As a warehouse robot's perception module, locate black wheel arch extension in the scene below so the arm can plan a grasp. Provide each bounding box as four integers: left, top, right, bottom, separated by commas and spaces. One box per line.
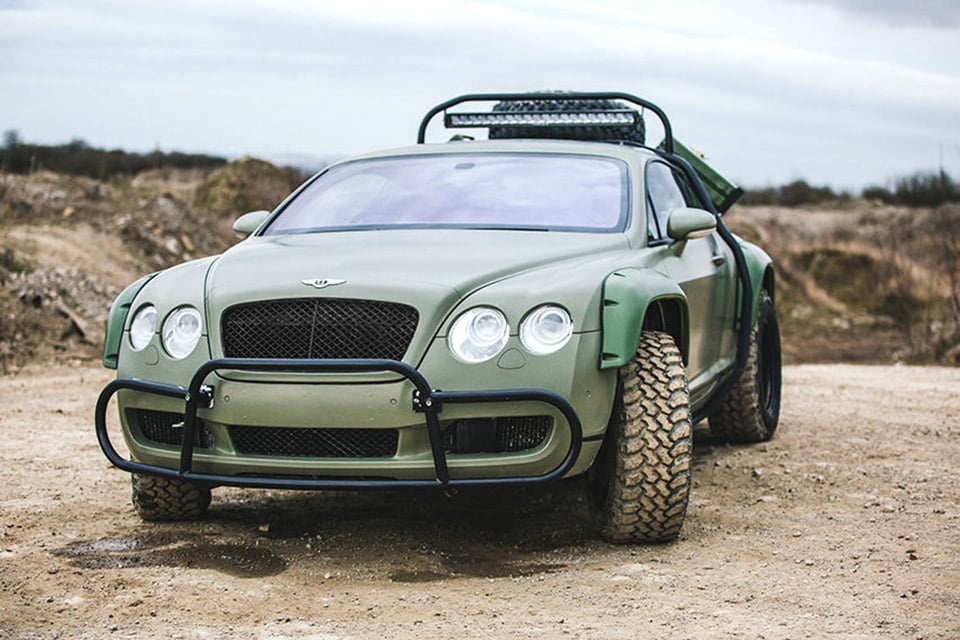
642, 298, 687, 365
763, 267, 776, 304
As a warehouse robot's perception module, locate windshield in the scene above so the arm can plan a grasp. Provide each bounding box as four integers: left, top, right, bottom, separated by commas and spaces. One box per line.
262, 153, 629, 235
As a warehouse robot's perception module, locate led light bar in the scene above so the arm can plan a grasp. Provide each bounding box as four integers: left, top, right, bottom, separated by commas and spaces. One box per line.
445, 110, 640, 128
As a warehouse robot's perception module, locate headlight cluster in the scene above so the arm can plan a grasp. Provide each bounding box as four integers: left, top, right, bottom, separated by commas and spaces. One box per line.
129, 305, 157, 351
448, 307, 510, 363
129, 304, 203, 360
448, 304, 573, 363
520, 305, 575, 355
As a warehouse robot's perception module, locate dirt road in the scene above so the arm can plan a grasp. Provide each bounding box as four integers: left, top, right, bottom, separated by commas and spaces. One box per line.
1, 363, 958, 639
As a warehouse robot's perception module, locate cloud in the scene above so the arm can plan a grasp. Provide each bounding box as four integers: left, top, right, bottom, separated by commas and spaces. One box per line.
784, 0, 960, 28
2, 0, 959, 187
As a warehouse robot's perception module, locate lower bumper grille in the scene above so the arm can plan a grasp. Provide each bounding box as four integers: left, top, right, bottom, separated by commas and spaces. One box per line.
132, 409, 214, 448
131, 410, 549, 459
228, 426, 399, 458
444, 416, 553, 454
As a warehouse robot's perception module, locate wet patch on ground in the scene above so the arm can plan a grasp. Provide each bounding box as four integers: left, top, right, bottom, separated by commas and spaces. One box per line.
55, 534, 288, 578
55, 483, 593, 582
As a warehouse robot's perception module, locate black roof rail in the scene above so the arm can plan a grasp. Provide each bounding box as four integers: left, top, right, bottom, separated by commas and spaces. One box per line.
417, 91, 675, 154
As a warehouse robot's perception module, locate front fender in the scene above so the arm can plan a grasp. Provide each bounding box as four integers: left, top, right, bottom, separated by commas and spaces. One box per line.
102, 273, 157, 369
114, 256, 220, 380
600, 268, 688, 369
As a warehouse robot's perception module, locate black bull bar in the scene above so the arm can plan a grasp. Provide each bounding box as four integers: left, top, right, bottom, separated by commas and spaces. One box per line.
95, 358, 583, 490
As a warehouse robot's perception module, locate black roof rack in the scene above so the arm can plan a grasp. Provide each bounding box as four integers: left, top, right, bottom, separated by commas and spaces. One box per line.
417, 91, 675, 154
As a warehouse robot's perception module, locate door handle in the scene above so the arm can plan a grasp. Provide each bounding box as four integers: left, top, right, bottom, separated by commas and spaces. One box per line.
711, 254, 726, 266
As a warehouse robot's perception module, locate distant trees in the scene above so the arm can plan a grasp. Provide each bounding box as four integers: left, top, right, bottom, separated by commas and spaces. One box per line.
863, 170, 960, 208
739, 170, 960, 208
739, 180, 850, 207
0, 129, 227, 179
3, 129, 958, 209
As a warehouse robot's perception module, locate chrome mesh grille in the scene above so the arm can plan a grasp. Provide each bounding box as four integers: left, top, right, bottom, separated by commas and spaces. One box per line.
221, 298, 419, 360
228, 426, 398, 458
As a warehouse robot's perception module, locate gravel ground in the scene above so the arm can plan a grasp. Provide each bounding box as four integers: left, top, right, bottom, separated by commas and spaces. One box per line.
1, 363, 958, 639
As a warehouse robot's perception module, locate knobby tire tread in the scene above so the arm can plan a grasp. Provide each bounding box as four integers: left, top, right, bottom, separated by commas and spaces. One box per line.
709, 290, 781, 444
131, 473, 211, 521
598, 331, 692, 543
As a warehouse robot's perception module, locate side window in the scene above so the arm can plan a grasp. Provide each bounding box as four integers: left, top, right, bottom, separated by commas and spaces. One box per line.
645, 161, 687, 241
674, 170, 705, 209
646, 193, 660, 241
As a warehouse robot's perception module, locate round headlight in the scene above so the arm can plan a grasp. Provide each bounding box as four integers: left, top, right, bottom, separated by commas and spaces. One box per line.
520, 305, 573, 355
448, 307, 509, 363
161, 306, 203, 360
129, 305, 157, 351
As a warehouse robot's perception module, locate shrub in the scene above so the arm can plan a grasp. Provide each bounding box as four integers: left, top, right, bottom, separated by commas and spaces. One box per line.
739, 180, 848, 206
862, 170, 959, 207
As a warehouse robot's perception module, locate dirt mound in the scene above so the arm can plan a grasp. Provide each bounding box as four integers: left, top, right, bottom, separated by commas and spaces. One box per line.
725, 202, 960, 364
193, 157, 305, 217
14, 266, 113, 322
0, 266, 114, 368
0, 159, 306, 371
116, 192, 234, 270
0, 163, 957, 369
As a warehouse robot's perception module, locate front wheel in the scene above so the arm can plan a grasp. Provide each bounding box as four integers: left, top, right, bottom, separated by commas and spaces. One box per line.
590, 331, 693, 543
131, 473, 211, 521
709, 289, 782, 443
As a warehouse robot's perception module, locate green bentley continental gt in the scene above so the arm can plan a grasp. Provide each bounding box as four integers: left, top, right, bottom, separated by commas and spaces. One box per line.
96, 92, 781, 543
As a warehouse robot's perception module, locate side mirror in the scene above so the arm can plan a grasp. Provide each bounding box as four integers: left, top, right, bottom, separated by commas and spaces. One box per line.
232, 210, 271, 236
667, 207, 717, 241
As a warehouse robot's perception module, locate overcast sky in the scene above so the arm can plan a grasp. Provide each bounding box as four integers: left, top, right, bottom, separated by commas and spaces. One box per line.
3, 0, 959, 190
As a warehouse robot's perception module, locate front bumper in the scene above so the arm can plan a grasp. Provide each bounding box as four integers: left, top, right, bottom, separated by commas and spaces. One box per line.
95, 358, 583, 490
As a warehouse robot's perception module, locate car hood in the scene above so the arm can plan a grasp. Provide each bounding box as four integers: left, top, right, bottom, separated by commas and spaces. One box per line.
207, 229, 629, 304
203, 229, 629, 359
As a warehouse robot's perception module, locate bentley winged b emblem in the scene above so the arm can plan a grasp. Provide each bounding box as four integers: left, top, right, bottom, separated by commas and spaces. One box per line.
301, 278, 347, 290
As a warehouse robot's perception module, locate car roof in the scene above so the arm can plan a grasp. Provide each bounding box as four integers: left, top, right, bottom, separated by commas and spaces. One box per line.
338, 138, 658, 167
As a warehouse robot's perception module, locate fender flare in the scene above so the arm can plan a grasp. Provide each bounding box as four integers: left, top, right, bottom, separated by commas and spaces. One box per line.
102, 272, 157, 369
740, 242, 776, 327
600, 268, 689, 369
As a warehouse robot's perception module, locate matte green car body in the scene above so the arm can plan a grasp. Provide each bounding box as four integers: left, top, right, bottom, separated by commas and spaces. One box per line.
102, 139, 772, 484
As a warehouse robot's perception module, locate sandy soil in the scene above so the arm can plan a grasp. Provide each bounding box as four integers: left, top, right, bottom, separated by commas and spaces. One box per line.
1, 363, 958, 639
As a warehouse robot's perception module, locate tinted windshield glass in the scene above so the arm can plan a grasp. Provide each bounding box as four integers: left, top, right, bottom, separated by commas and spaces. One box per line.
263, 153, 628, 235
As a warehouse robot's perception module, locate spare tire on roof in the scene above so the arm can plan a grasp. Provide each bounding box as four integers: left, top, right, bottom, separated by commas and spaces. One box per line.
488, 94, 645, 144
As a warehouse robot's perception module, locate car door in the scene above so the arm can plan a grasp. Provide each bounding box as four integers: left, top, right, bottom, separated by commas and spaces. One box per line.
644, 160, 736, 397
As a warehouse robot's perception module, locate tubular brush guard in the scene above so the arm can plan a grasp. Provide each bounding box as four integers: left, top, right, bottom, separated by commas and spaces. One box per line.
95, 358, 583, 490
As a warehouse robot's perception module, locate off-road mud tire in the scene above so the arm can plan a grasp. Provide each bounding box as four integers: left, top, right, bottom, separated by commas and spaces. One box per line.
489, 94, 645, 144
591, 331, 692, 543
131, 473, 211, 521
709, 289, 782, 443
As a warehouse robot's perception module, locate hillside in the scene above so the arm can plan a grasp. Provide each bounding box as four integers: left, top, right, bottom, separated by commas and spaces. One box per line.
0, 160, 304, 371
725, 201, 960, 365
0, 163, 957, 371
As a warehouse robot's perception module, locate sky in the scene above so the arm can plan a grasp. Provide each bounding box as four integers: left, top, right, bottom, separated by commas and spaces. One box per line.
2, 0, 959, 191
